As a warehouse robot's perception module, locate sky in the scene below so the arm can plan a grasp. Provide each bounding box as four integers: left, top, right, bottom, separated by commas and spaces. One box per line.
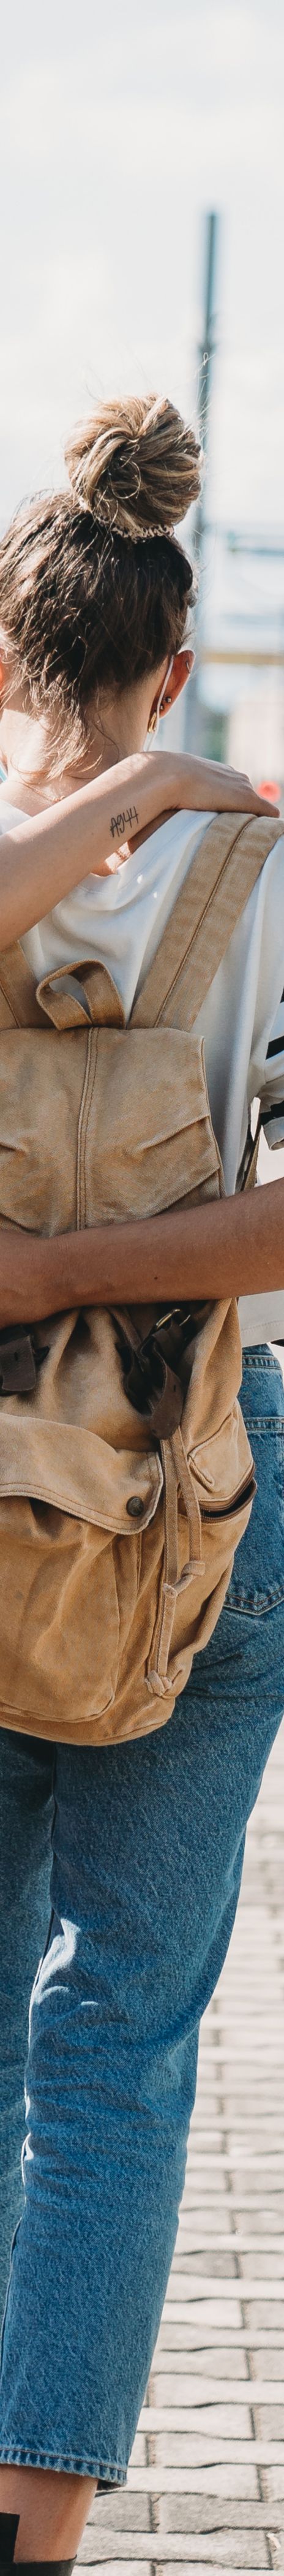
1, 0, 283, 536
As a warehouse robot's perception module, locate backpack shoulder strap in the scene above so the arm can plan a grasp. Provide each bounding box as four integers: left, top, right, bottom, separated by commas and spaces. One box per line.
130, 813, 283, 1031
0, 941, 44, 1028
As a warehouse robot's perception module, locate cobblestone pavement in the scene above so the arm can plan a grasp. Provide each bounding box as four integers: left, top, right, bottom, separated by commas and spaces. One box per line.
80, 1715, 284, 2575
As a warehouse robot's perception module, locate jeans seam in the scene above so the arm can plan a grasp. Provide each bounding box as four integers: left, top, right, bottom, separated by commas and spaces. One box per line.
227, 1593, 284, 1615
0, 2444, 127, 2482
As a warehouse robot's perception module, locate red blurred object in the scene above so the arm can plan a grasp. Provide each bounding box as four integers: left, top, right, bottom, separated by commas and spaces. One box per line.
256, 779, 280, 804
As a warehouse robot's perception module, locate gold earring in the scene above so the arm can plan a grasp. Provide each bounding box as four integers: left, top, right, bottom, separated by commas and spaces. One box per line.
148, 706, 158, 735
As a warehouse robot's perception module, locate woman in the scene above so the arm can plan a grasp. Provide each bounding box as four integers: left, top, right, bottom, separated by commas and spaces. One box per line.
0, 396, 283, 2572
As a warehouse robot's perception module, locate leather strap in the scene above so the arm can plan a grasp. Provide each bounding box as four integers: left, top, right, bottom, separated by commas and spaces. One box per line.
36, 957, 125, 1029
130, 815, 283, 1032
0, 944, 44, 1028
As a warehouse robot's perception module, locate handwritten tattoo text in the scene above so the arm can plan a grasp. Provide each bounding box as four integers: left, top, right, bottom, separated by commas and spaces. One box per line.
110, 805, 139, 840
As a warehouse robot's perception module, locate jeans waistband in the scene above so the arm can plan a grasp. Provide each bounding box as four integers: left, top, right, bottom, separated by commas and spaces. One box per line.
242, 1346, 282, 1370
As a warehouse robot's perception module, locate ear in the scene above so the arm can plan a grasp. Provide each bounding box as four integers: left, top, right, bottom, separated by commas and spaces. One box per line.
159, 648, 195, 715
0, 643, 10, 705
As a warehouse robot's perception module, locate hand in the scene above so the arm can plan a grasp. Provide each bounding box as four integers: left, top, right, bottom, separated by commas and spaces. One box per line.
126, 752, 280, 857
171, 754, 280, 819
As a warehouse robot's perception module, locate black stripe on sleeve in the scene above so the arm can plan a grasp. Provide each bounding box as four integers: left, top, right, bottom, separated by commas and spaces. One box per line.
267, 1033, 284, 1058
262, 1099, 284, 1127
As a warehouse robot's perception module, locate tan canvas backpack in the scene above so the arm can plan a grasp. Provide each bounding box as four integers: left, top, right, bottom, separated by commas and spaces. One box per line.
0, 810, 281, 1748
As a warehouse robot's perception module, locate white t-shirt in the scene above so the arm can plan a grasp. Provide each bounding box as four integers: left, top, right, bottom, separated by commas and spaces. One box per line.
1, 797, 283, 1346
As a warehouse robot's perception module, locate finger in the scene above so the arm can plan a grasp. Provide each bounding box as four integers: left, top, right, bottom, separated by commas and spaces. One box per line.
251, 794, 280, 816
206, 766, 280, 817
222, 780, 280, 817
227, 775, 280, 818
214, 790, 280, 818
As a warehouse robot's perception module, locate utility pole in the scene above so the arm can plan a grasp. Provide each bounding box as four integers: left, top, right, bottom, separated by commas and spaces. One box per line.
182, 209, 222, 751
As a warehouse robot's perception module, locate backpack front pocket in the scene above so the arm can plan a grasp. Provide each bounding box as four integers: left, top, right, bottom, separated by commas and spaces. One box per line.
80, 1028, 222, 1224
0, 1494, 122, 1734
0, 1025, 220, 1238
0, 1029, 89, 1235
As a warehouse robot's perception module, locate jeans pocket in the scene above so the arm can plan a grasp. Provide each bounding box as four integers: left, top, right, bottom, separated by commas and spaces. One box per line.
226, 1354, 284, 1613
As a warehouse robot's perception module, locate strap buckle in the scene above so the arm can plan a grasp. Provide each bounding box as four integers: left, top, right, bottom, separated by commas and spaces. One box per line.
115, 1304, 210, 1441
0, 1327, 48, 1396
124, 1335, 184, 1438
113, 1300, 214, 1442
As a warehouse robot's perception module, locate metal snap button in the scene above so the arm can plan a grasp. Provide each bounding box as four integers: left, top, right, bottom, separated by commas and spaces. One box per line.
126, 1495, 144, 1519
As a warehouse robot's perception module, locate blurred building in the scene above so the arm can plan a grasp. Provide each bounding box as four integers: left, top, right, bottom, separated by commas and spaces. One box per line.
162, 216, 284, 810
197, 526, 284, 805
162, 521, 284, 815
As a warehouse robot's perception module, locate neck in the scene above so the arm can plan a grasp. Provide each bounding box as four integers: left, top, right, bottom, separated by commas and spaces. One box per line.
0, 684, 151, 816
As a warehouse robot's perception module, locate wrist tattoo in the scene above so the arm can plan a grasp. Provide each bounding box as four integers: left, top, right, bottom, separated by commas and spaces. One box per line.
110, 805, 139, 840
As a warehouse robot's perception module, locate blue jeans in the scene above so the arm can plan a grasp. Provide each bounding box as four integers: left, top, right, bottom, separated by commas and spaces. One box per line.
0, 1348, 283, 2485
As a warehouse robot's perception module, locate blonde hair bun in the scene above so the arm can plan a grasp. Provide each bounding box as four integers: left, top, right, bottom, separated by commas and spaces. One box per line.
65, 395, 202, 541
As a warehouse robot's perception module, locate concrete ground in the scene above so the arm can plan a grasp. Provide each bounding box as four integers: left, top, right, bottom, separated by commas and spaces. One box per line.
80, 1714, 284, 2576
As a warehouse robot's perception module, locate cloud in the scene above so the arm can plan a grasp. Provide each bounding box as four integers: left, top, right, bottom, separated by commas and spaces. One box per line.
0, 0, 283, 528
2, 0, 283, 98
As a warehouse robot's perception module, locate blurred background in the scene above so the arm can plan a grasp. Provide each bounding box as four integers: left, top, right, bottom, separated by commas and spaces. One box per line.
1, 0, 283, 804
162, 199, 284, 803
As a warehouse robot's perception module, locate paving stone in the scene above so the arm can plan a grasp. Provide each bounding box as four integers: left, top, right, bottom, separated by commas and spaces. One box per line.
136, 2437, 284, 2464
234, 2211, 284, 2232
253, 2407, 284, 2438
226, 2139, 284, 2160
127, 2468, 260, 2495
172, 2252, 239, 2276
89, 2498, 151, 2531
261, 2468, 284, 2498
152, 2351, 249, 2379
141, 2404, 253, 2436
217, 2094, 284, 2110
156, 2498, 281, 2531
151, 2378, 284, 2406
238, 2254, 284, 2278
154, 2327, 252, 2352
